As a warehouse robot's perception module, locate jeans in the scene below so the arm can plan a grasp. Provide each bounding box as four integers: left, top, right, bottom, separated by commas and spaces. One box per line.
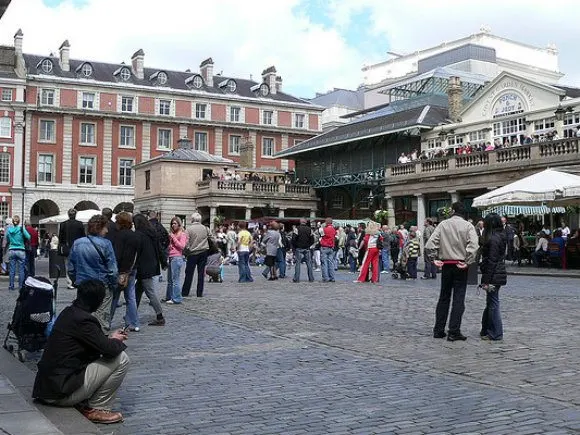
423, 253, 437, 278
434, 265, 468, 336
481, 286, 503, 340
381, 248, 391, 272
320, 247, 335, 281
276, 248, 287, 278
8, 249, 26, 290
237, 251, 253, 282
348, 253, 357, 273
407, 257, 418, 278
182, 251, 208, 297
26, 248, 37, 278
166, 256, 184, 303
294, 248, 314, 282
135, 277, 163, 315
111, 271, 139, 328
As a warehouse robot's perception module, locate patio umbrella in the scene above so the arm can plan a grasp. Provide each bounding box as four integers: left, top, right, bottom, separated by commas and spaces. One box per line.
39, 209, 106, 224
472, 169, 580, 208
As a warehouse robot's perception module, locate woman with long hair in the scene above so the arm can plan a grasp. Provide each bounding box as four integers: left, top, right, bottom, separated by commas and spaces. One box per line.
480, 212, 507, 341
164, 216, 188, 304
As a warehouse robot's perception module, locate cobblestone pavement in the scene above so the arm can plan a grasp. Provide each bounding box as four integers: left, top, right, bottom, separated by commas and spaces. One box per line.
2, 259, 580, 434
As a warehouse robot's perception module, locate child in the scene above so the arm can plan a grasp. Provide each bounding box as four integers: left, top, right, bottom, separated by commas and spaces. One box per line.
206, 244, 224, 283
404, 231, 420, 279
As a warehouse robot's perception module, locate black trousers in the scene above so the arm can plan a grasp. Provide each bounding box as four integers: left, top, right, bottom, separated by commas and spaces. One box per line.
434, 264, 468, 335
182, 251, 208, 297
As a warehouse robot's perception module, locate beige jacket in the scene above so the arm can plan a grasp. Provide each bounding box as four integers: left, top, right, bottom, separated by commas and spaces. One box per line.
185, 222, 210, 255
425, 215, 479, 264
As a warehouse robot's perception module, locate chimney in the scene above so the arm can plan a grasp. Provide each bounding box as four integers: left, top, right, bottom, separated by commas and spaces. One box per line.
275, 75, 283, 93
200, 58, 214, 87
59, 40, 70, 72
447, 76, 463, 123
131, 49, 144, 80
13, 29, 25, 78
261, 66, 277, 95
177, 137, 193, 150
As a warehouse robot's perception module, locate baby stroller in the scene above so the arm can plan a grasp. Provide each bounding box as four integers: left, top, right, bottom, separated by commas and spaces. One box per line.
3, 276, 58, 362
391, 260, 409, 280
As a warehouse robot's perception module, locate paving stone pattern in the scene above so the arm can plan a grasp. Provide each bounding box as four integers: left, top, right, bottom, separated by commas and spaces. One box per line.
1, 259, 580, 434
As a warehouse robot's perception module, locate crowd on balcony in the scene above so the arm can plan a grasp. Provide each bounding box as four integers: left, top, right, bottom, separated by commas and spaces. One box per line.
204, 169, 296, 184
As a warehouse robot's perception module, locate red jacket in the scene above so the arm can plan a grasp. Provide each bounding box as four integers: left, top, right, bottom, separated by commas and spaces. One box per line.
26, 225, 39, 248
320, 225, 337, 248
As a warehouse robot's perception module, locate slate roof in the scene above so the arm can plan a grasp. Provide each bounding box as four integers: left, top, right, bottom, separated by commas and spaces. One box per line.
554, 85, 580, 99
0, 0, 10, 19
309, 88, 364, 110
22, 53, 315, 106
275, 104, 448, 158
135, 148, 236, 168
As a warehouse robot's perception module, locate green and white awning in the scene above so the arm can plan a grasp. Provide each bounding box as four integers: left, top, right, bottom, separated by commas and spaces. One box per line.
482, 205, 566, 217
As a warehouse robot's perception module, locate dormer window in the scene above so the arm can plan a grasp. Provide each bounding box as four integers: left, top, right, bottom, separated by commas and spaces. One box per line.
219, 79, 237, 93
77, 62, 93, 78
259, 83, 269, 97
186, 74, 204, 89
118, 67, 131, 81
39, 59, 53, 74
157, 71, 168, 85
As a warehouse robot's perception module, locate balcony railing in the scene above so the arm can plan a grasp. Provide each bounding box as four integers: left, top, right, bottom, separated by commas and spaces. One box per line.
388, 138, 580, 179
195, 180, 316, 198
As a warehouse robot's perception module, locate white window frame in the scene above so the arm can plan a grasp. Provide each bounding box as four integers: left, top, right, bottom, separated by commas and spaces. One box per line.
447, 135, 465, 147
80, 122, 96, 145
467, 130, 486, 142
37, 153, 55, 184
1, 88, 12, 102
118, 158, 134, 187
40, 89, 55, 106
0, 201, 9, 219
158, 99, 172, 116
262, 110, 273, 125
426, 138, 442, 149
534, 118, 556, 132
39, 119, 56, 143
0, 117, 11, 138
119, 125, 135, 148
195, 103, 207, 120
157, 128, 172, 150
228, 134, 241, 155
262, 137, 275, 157
0, 152, 9, 184
120, 96, 135, 113
229, 106, 242, 123
294, 113, 306, 129
81, 92, 96, 110
78, 156, 96, 185
194, 131, 208, 152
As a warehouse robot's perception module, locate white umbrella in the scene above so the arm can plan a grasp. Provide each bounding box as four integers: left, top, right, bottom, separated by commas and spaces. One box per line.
39, 209, 104, 224
472, 169, 580, 208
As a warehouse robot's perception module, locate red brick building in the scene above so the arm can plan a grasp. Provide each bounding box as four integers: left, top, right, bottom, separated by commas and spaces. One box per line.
0, 30, 322, 225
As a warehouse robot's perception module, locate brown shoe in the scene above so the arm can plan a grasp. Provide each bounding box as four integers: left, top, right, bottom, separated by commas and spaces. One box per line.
148, 317, 165, 326
81, 407, 123, 424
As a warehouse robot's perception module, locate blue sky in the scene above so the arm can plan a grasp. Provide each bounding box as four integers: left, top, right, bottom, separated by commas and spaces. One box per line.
3, 0, 580, 97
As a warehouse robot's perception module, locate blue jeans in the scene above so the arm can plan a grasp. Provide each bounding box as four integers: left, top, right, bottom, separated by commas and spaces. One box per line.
320, 247, 335, 281
423, 253, 437, 278
166, 256, 184, 303
8, 249, 26, 290
294, 248, 314, 282
237, 251, 253, 282
276, 248, 286, 278
381, 248, 390, 272
348, 252, 357, 273
481, 287, 503, 340
111, 270, 139, 328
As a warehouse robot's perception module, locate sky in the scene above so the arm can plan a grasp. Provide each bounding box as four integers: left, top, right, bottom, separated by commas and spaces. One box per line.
1, 0, 579, 98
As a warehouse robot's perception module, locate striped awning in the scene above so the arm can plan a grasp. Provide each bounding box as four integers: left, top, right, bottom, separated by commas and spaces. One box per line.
482, 205, 566, 217
332, 218, 371, 227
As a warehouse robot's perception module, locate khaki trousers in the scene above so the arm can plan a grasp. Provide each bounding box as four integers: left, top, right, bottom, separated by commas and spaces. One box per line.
52, 351, 130, 410
93, 287, 114, 332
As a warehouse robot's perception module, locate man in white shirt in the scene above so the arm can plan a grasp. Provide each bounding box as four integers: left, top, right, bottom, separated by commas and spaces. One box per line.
561, 221, 571, 240
532, 233, 549, 267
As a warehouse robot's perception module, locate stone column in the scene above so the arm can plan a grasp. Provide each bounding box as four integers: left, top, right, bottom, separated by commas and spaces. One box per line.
245, 207, 251, 220
13, 113, 24, 188
415, 194, 426, 268
210, 206, 217, 232
386, 196, 395, 228
450, 191, 460, 203
278, 208, 285, 218
62, 116, 73, 184
103, 119, 113, 186
555, 119, 564, 138
280, 134, 289, 171
249, 131, 257, 168
214, 127, 223, 157
23, 112, 32, 187
179, 124, 188, 140
142, 122, 151, 161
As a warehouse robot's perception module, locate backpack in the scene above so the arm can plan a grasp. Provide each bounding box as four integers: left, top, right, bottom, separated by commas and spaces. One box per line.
390, 233, 399, 250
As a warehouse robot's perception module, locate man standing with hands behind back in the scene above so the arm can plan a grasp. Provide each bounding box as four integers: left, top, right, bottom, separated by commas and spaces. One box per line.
425, 202, 479, 342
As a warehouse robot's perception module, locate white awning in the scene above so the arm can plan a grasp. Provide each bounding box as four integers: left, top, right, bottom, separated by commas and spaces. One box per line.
482, 205, 566, 217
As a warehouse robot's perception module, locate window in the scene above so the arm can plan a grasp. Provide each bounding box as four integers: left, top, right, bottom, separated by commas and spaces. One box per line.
262, 137, 274, 157
40, 59, 53, 74
40, 89, 55, 106
158, 99, 171, 115
534, 118, 555, 131
119, 159, 133, 186
158, 128, 172, 150
426, 138, 442, 149
294, 113, 305, 128
0, 153, 9, 184
145, 170, 151, 190
192, 75, 203, 89
493, 117, 526, 143
37, 154, 54, 183
0, 117, 11, 138
230, 106, 241, 122
80, 123, 95, 145
194, 132, 208, 151
121, 96, 134, 112
39, 120, 55, 142
564, 112, 580, 138
120, 126, 135, 148
1, 89, 12, 101
0, 201, 8, 220
332, 194, 344, 209
79, 156, 95, 184
468, 130, 486, 142
119, 67, 131, 81
195, 103, 207, 119
262, 110, 273, 125
447, 135, 464, 147
81, 93, 95, 109
229, 135, 241, 155
80, 63, 93, 77
157, 72, 168, 85
227, 80, 237, 93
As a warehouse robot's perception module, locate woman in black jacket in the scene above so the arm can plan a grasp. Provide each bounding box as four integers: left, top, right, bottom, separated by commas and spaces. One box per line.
133, 214, 165, 326
480, 212, 507, 341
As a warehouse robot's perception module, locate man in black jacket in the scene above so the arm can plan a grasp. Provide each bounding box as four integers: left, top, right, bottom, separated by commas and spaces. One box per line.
58, 209, 86, 289
102, 207, 117, 244
292, 218, 314, 282
33, 280, 130, 424
148, 211, 169, 273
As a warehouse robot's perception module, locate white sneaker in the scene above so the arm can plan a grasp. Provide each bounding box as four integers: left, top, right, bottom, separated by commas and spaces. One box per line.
380, 271, 388, 274
314, 268, 321, 272
165, 300, 175, 304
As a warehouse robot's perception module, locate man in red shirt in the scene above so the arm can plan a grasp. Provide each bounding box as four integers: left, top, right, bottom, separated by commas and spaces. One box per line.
25, 220, 39, 278
319, 217, 337, 282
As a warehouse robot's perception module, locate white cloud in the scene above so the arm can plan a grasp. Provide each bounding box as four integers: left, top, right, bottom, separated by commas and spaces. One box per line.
0, 0, 366, 97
